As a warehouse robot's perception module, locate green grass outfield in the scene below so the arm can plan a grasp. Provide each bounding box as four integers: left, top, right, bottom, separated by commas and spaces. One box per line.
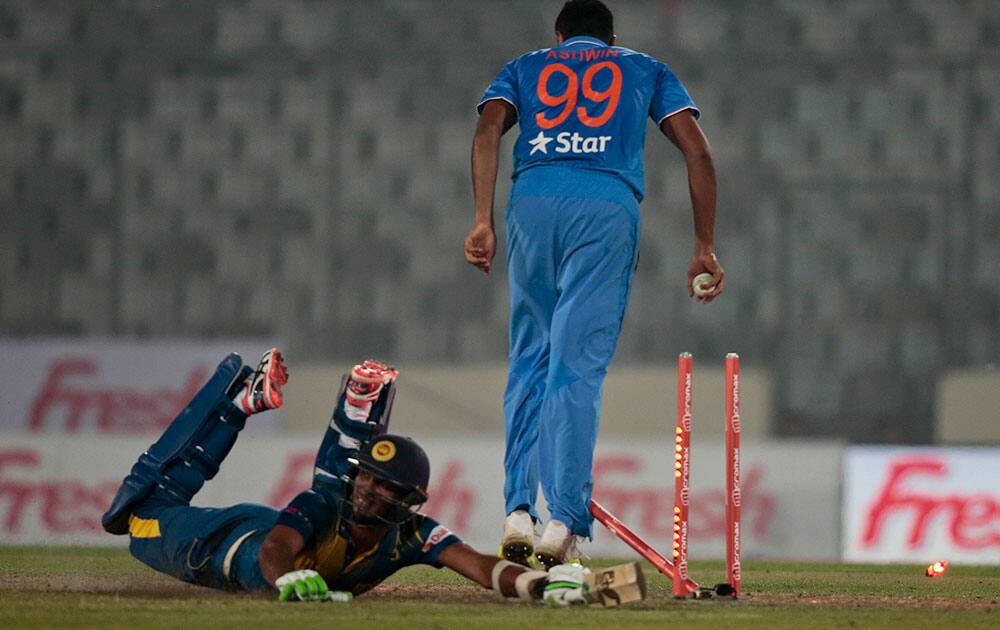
0, 547, 997, 629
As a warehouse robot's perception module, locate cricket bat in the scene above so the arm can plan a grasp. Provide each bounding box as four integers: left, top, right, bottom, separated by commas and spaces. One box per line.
584, 561, 647, 607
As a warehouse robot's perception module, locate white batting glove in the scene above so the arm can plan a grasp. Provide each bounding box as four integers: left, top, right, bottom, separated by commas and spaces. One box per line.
542, 563, 591, 607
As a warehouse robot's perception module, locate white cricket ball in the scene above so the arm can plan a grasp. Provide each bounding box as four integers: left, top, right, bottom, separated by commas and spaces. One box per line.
692, 272, 716, 297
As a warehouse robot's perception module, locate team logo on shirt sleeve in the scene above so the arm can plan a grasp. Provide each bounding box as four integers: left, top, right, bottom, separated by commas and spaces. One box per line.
422, 525, 453, 552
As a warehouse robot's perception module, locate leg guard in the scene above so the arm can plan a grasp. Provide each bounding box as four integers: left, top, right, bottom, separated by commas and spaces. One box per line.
102, 353, 253, 535
311, 374, 395, 492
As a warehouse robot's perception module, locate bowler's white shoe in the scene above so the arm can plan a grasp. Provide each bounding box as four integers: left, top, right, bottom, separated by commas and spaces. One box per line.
535, 519, 586, 569
500, 510, 535, 566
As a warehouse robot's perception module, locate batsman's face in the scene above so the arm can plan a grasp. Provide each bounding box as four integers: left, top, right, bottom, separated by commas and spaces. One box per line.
351, 470, 408, 523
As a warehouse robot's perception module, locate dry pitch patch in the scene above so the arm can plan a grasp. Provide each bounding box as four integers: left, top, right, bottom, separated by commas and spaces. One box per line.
1, 547, 998, 628
3, 572, 998, 609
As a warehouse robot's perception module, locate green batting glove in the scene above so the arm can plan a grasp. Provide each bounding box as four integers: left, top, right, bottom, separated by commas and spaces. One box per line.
276, 570, 331, 602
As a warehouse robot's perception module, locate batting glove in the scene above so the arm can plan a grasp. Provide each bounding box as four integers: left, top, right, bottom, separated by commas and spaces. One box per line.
276, 569, 333, 602
542, 562, 591, 607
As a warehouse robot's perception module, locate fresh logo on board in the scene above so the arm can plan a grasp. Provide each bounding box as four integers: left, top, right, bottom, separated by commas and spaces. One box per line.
862, 456, 1000, 550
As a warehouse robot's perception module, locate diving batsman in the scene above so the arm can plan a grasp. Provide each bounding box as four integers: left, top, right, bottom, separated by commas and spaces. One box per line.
102, 349, 642, 605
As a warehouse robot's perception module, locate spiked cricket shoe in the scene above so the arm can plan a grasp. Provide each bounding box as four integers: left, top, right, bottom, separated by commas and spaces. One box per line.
238, 348, 289, 414
535, 519, 586, 569
500, 510, 535, 566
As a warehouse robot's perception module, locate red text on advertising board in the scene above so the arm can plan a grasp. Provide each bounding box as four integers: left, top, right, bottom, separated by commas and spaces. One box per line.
29, 358, 207, 433
0, 448, 117, 534
592, 455, 774, 542
862, 457, 1000, 550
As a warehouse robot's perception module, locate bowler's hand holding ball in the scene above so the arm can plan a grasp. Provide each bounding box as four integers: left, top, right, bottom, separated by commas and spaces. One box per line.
692, 273, 716, 298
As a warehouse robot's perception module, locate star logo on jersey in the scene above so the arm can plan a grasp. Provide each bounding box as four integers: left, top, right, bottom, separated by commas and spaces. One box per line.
528, 131, 553, 155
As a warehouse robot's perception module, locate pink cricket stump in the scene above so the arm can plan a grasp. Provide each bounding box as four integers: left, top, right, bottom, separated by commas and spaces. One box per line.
725, 353, 742, 598
589, 499, 700, 593
672, 352, 694, 597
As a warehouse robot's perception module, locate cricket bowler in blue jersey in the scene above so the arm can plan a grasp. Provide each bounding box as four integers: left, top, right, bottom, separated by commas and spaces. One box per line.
464, 0, 725, 568
101, 350, 606, 606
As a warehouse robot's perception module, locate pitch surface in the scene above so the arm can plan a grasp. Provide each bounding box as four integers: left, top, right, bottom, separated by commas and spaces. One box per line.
1, 547, 997, 628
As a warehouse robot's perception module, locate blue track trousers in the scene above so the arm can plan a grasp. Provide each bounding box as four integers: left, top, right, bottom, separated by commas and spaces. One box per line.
502, 166, 641, 537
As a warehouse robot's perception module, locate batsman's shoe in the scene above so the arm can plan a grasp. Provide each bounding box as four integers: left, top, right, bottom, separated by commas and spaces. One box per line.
501, 509, 535, 567
535, 519, 587, 570
238, 348, 289, 414
345, 359, 398, 408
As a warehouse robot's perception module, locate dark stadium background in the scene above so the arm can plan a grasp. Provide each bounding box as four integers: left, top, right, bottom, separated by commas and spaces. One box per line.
1, 0, 997, 443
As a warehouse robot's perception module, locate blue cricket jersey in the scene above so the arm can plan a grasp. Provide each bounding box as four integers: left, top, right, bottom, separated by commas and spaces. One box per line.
478, 36, 698, 202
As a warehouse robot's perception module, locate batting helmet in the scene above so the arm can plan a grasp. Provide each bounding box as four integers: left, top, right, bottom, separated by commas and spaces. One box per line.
346, 434, 430, 525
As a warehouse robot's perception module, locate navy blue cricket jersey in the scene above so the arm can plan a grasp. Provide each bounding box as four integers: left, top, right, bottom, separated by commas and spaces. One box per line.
275, 488, 460, 595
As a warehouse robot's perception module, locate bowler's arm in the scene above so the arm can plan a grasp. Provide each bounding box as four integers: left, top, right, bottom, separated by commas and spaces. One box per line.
465, 100, 517, 275
471, 99, 517, 228
659, 110, 724, 301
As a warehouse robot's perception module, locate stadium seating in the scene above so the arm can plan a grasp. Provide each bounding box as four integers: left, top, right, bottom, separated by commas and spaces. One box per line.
0, 0, 996, 442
